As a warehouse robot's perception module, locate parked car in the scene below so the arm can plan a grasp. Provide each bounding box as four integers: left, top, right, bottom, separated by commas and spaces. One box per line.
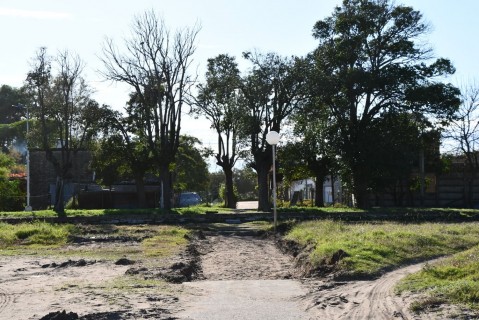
177, 192, 202, 207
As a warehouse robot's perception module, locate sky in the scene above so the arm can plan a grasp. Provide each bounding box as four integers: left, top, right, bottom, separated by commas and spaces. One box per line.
1, 0, 478, 170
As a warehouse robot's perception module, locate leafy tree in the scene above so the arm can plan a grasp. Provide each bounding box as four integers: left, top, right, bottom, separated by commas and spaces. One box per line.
207, 170, 224, 203
26, 48, 105, 216
310, 0, 461, 208
192, 54, 244, 208
92, 105, 154, 208
0, 85, 30, 150
366, 112, 436, 206
233, 166, 257, 200
240, 52, 307, 211
281, 103, 336, 207
173, 135, 210, 194
100, 10, 200, 209
0, 85, 29, 124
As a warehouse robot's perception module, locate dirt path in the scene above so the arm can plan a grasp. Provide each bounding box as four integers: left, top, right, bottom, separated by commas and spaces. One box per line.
175, 230, 318, 320
305, 261, 426, 320
200, 234, 293, 280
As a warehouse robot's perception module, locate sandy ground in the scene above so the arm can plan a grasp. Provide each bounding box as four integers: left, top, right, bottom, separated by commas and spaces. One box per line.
0, 256, 130, 319
304, 259, 477, 320
0, 239, 184, 320
1, 223, 478, 319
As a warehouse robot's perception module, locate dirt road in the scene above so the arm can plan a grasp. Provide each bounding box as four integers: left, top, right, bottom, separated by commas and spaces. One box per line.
175, 225, 475, 320
175, 231, 317, 319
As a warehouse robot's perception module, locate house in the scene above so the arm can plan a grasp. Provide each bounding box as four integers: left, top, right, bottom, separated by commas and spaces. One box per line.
288, 176, 343, 206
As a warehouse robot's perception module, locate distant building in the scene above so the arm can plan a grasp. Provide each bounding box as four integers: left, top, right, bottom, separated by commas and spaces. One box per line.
29, 149, 93, 209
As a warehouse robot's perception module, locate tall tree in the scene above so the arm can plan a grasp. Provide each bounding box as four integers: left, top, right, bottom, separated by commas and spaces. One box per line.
192, 54, 243, 208
240, 52, 307, 211
311, 0, 460, 208
100, 10, 200, 209
444, 83, 479, 207
26, 48, 104, 216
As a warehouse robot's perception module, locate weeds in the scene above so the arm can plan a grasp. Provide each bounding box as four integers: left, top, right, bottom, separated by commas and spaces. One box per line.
286, 221, 479, 278
397, 245, 479, 309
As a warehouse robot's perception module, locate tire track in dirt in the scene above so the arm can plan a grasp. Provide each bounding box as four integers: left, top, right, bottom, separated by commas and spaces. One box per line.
0, 287, 13, 314
305, 259, 454, 320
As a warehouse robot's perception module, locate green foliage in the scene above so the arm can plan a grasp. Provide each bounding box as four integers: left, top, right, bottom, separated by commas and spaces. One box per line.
218, 183, 237, 204
174, 135, 210, 193
310, 0, 461, 207
286, 221, 479, 278
233, 166, 257, 200
397, 245, 479, 309
0, 152, 24, 211
0, 85, 29, 125
0, 180, 24, 211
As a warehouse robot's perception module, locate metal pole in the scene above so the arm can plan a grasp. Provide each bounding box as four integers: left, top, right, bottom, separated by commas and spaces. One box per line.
25, 105, 32, 211
272, 145, 277, 232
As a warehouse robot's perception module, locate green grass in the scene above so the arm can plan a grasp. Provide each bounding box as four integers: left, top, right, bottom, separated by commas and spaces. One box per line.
285, 220, 479, 278
0, 205, 238, 218
0, 221, 76, 247
0, 222, 190, 260
142, 226, 190, 257
396, 245, 479, 310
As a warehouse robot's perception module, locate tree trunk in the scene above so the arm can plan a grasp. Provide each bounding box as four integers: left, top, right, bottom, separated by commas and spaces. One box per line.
314, 175, 325, 207
257, 161, 271, 212
223, 166, 236, 209
161, 165, 173, 210
135, 174, 147, 208
331, 174, 336, 204
352, 172, 370, 209
53, 176, 66, 218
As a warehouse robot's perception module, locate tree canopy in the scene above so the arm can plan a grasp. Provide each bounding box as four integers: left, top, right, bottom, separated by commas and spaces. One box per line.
310, 0, 461, 208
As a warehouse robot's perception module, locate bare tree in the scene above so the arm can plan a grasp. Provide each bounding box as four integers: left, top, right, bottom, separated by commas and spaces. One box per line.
100, 10, 200, 209
26, 47, 101, 216
444, 83, 479, 207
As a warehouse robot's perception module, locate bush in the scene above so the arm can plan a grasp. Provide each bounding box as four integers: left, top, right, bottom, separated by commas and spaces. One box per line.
0, 179, 24, 211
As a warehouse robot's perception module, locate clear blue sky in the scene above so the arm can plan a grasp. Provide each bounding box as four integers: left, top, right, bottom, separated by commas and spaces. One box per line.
1, 0, 477, 169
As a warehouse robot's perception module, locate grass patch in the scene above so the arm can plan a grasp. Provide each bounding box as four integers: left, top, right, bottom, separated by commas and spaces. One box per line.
142, 226, 190, 257
396, 245, 479, 310
0, 223, 190, 261
285, 220, 479, 278
0, 205, 238, 218
0, 222, 75, 247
